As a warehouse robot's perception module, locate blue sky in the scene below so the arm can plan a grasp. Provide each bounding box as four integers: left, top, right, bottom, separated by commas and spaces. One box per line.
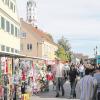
16, 0, 100, 57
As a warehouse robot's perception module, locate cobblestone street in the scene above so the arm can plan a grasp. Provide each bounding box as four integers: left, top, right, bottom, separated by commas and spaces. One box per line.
30, 81, 80, 100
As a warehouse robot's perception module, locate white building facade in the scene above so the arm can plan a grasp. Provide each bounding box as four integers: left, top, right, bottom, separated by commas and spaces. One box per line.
0, 0, 20, 55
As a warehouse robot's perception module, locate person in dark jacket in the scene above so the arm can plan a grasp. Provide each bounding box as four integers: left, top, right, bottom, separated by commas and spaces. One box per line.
21, 82, 26, 94
69, 64, 78, 98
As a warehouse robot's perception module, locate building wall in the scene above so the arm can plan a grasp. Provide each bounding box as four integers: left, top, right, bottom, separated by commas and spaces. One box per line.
20, 20, 58, 60
42, 41, 58, 60
20, 20, 38, 57
0, 0, 20, 54
0, 0, 19, 23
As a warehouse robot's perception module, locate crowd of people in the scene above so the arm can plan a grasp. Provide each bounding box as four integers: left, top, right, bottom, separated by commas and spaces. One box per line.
52, 57, 100, 100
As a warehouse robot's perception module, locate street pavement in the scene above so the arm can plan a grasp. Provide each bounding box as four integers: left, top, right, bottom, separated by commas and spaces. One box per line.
30, 81, 80, 100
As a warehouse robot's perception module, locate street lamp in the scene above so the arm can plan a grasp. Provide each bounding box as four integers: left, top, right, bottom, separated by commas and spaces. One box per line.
94, 46, 98, 66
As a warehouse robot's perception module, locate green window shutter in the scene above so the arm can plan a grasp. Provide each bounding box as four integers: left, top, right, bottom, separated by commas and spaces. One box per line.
6, 20, 10, 32
1, 17, 5, 30
11, 24, 14, 35
15, 27, 17, 37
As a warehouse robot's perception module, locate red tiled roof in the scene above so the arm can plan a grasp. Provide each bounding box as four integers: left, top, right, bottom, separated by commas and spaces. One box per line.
20, 19, 57, 46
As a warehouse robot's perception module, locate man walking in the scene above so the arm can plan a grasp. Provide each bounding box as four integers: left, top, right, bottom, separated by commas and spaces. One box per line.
79, 64, 85, 78
94, 67, 100, 100
64, 61, 70, 80
53, 58, 65, 97
78, 68, 97, 100
69, 64, 78, 98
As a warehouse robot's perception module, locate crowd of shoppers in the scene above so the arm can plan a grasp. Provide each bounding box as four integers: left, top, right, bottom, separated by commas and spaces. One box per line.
52, 57, 100, 100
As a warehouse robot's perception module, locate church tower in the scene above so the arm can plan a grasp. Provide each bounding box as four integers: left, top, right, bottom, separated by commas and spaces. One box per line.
26, 0, 36, 25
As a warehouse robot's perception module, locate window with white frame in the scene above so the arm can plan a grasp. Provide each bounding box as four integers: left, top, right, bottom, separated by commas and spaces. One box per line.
0, 16, 19, 37
1, 17, 5, 30
27, 43, 32, 50
15, 49, 18, 53
6, 46, 10, 52
6, 20, 10, 32
2, 0, 4, 3
21, 32, 26, 38
11, 24, 14, 35
15, 27, 17, 37
27, 44, 30, 50
10, 1, 13, 10
13, 5, 15, 12
30, 44, 32, 50
5, 0, 9, 6
11, 48, 14, 53
1, 45, 5, 51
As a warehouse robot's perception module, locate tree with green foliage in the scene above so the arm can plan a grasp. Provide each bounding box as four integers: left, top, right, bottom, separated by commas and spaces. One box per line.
55, 46, 66, 61
55, 36, 71, 61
